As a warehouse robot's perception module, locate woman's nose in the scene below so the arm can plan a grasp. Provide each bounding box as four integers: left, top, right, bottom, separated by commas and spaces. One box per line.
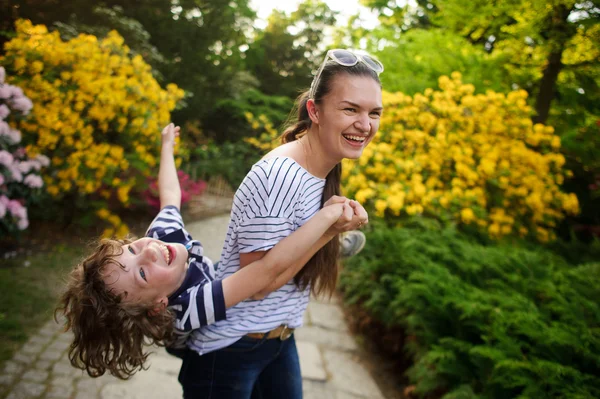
355, 113, 371, 133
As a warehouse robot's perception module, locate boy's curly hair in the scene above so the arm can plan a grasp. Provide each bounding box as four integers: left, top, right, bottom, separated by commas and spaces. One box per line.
55, 238, 175, 380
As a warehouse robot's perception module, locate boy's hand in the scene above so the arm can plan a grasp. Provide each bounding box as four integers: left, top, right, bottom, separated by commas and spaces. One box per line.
161, 123, 180, 150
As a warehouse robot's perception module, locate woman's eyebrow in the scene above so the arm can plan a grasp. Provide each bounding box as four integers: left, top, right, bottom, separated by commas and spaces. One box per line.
340, 100, 383, 111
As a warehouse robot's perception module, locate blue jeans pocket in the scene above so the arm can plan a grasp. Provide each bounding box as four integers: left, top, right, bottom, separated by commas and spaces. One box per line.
221, 335, 268, 353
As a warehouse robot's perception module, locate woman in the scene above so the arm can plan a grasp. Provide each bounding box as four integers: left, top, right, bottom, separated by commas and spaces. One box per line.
178, 49, 384, 398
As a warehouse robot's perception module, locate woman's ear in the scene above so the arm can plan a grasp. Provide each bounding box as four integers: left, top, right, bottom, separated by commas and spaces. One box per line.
307, 98, 319, 125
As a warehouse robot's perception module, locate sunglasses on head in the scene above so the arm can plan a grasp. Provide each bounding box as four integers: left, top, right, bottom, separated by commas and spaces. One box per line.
309, 49, 384, 99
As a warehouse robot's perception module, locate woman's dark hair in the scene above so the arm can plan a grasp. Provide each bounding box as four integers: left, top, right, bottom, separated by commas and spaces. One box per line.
280, 60, 381, 297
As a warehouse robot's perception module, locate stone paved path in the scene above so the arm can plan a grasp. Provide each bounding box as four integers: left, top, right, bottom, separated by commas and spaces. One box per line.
0, 214, 385, 399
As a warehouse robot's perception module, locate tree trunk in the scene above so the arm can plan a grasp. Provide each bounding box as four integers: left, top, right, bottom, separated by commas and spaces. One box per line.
532, 4, 573, 125
533, 48, 564, 124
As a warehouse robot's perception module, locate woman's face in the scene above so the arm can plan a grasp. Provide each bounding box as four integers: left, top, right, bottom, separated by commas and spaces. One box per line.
315, 73, 383, 162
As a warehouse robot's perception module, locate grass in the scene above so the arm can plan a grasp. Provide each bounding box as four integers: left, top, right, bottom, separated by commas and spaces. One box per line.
0, 243, 85, 365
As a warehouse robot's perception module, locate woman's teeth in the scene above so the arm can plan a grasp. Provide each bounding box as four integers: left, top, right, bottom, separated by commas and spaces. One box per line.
343, 134, 367, 142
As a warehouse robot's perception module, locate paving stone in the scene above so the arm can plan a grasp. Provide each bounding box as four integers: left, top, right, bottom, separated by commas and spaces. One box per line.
296, 325, 358, 352
27, 334, 53, 346
52, 361, 81, 377
3, 360, 24, 375
6, 381, 46, 399
74, 391, 99, 399
21, 343, 45, 355
50, 375, 74, 388
335, 390, 369, 399
12, 352, 36, 365
22, 369, 49, 383
303, 379, 338, 399
298, 341, 327, 381
46, 338, 70, 353
40, 349, 64, 362
76, 377, 105, 392
323, 350, 385, 399
308, 302, 349, 332
47, 384, 74, 398
34, 359, 54, 371
39, 319, 62, 336
0, 374, 17, 386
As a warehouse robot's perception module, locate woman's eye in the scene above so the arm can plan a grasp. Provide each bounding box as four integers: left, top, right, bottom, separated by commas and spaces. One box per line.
344, 108, 356, 112
370, 112, 381, 118
140, 268, 147, 281
128, 245, 135, 254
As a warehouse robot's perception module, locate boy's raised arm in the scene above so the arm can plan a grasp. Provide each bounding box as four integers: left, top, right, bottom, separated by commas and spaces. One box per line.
158, 123, 182, 210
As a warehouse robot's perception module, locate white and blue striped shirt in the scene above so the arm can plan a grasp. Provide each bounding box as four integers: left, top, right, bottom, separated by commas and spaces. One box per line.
187, 157, 326, 354
146, 206, 226, 349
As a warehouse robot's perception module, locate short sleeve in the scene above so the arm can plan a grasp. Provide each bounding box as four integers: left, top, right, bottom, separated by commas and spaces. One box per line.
235, 158, 307, 253
169, 280, 226, 333
146, 205, 185, 240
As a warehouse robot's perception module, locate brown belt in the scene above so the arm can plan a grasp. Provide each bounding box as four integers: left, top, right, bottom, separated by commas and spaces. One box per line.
246, 325, 294, 341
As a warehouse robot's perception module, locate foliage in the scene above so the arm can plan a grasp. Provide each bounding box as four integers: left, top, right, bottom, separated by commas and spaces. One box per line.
363, 29, 507, 96
1, 20, 184, 235
342, 73, 579, 242
245, 0, 337, 98
340, 223, 600, 398
53, 5, 166, 72
142, 170, 206, 211
185, 139, 262, 189
0, 66, 48, 237
202, 88, 293, 143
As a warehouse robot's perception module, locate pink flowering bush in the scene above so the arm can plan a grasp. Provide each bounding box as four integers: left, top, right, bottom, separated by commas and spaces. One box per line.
0, 66, 48, 237
142, 170, 206, 211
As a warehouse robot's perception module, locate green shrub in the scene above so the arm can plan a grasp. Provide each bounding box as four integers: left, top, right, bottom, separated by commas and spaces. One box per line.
184, 139, 262, 189
340, 223, 600, 398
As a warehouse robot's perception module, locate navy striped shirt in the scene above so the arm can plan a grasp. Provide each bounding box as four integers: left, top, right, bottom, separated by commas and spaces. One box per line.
187, 156, 326, 354
145, 206, 226, 349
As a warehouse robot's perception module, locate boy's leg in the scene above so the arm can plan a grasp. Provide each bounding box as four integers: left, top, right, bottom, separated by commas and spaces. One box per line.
251, 335, 302, 399
340, 230, 366, 259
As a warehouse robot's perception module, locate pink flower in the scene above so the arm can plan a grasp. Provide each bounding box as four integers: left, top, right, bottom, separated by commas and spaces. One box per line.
0, 104, 9, 120
7, 199, 26, 219
17, 217, 29, 230
18, 161, 33, 174
36, 155, 50, 167
23, 174, 43, 188
8, 165, 22, 182
11, 97, 33, 115
0, 150, 14, 167
10, 86, 23, 98
0, 86, 10, 99
0, 195, 8, 206
0, 67, 5, 84
7, 128, 21, 144
13, 147, 26, 159
0, 202, 5, 218
0, 120, 9, 136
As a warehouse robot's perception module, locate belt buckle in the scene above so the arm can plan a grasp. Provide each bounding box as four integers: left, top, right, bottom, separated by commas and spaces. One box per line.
279, 325, 293, 341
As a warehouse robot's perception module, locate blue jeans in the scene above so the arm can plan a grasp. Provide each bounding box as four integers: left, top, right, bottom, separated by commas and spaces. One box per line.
178, 334, 302, 399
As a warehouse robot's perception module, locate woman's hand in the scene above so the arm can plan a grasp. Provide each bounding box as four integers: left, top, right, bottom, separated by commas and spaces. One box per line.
322, 196, 369, 238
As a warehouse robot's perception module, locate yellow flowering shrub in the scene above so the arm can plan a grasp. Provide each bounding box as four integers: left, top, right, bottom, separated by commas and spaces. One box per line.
343, 72, 579, 242
1, 20, 185, 237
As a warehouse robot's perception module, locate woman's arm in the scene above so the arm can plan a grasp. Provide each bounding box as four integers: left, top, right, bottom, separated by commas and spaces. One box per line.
242, 198, 369, 298
220, 202, 351, 308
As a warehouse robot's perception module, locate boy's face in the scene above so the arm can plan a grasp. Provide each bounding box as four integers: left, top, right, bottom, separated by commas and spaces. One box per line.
103, 237, 189, 308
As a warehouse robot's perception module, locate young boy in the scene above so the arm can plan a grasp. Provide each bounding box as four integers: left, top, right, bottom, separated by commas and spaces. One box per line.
56, 124, 359, 380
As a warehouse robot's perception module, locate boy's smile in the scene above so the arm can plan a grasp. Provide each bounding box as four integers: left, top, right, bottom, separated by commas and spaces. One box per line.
103, 237, 189, 307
